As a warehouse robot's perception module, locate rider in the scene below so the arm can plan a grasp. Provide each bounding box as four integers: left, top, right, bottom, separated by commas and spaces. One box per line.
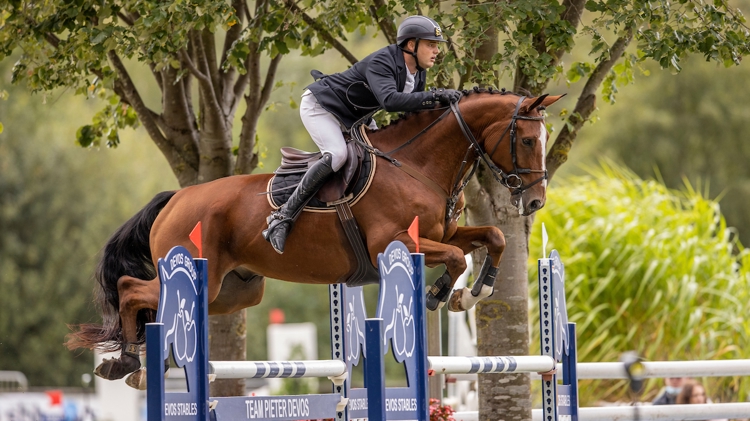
263, 15, 462, 254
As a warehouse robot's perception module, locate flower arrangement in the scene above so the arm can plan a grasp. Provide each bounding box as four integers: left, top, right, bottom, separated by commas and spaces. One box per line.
429, 398, 455, 421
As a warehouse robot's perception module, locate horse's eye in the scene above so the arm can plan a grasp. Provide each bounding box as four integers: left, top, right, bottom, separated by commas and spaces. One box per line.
522, 138, 534, 147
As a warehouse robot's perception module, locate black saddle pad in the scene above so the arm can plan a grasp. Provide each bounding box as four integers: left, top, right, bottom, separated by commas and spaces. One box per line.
268, 147, 374, 210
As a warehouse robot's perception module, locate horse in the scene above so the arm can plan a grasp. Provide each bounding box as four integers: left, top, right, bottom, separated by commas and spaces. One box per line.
66, 87, 563, 383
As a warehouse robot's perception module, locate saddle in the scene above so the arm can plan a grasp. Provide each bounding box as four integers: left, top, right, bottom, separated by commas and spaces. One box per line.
265, 125, 379, 286
267, 130, 374, 209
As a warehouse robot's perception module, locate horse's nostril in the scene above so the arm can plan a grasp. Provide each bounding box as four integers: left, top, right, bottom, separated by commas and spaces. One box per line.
529, 200, 542, 211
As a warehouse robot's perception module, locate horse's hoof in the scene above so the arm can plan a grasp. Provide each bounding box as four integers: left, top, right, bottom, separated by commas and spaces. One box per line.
94, 354, 141, 380
125, 368, 148, 390
447, 288, 466, 312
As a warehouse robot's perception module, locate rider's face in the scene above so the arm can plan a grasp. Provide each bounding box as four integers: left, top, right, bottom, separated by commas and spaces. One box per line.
408, 40, 441, 69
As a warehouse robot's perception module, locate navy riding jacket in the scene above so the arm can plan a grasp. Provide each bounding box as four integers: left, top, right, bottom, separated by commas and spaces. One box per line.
306, 44, 437, 130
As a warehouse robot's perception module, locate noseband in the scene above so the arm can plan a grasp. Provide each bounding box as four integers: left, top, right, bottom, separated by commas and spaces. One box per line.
450, 95, 548, 196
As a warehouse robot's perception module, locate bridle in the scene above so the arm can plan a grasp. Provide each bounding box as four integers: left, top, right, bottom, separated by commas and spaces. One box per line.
354, 92, 548, 223
450, 95, 548, 196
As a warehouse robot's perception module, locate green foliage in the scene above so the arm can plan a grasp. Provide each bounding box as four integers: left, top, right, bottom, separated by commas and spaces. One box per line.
529, 161, 750, 404
0, 67, 176, 386
0, 0, 237, 153
76, 92, 139, 148
579, 57, 750, 246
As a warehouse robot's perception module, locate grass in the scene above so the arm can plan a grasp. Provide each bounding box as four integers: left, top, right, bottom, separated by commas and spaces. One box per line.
528, 161, 750, 405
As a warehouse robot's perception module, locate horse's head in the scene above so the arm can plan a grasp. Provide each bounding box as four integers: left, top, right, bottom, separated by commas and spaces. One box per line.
470, 93, 564, 216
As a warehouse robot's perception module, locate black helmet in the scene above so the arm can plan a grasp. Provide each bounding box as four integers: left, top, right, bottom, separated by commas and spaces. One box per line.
396, 16, 445, 45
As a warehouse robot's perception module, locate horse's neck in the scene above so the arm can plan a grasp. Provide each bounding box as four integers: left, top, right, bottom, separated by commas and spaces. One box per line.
371, 110, 478, 195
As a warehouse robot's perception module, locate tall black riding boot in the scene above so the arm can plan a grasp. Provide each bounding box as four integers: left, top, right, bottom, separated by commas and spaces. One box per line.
263, 153, 334, 254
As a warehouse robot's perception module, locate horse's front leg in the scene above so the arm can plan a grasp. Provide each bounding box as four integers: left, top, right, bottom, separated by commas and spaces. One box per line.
443, 226, 506, 312
395, 233, 467, 311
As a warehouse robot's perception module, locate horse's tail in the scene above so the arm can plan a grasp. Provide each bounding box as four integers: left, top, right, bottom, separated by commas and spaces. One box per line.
66, 190, 177, 352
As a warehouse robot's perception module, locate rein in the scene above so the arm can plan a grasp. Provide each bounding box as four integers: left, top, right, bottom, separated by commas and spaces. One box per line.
355, 93, 548, 223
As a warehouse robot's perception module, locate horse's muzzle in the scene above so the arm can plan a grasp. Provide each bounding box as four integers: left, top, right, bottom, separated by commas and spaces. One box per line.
512, 193, 545, 216
527, 199, 544, 213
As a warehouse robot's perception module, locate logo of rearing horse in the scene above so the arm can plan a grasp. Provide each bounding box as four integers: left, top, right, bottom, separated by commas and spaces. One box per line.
157, 247, 199, 375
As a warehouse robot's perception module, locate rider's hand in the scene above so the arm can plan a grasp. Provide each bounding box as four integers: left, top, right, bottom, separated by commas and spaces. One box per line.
433, 88, 462, 105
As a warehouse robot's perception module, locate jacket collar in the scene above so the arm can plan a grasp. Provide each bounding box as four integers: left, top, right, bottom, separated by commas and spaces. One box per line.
392, 44, 407, 91
391, 44, 426, 91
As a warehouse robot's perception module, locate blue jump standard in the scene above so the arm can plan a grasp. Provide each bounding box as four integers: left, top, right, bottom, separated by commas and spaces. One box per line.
146, 241, 579, 421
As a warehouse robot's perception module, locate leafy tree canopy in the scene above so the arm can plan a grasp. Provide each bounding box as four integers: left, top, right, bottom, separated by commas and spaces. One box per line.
0, 62, 176, 386
1, 0, 747, 184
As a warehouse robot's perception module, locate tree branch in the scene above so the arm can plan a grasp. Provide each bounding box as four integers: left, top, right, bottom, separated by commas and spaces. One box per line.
106, 52, 162, 140
116, 12, 134, 26
259, 54, 282, 108
236, 39, 282, 174
284, 0, 359, 65
230, 56, 251, 117
546, 29, 634, 181
114, 10, 163, 91
246, 46, 261, 114
189, 31, 225, 125
159, 68, 201, 182
236, 92, 261, 174
27, 17, 61, 49
201, 29, 221, 102
514, 0, 586, 94
179, 48, 212, 86
106, 50, 199, 185
369, 0, 397, 45
220, 0, 246, 110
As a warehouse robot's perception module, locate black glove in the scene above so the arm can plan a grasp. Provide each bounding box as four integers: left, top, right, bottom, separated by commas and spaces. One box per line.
433, 88, 462, 104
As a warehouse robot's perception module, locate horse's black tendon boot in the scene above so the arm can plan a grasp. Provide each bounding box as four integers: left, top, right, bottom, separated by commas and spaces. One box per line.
425, 271, 452, 311
263, 153, 334, 254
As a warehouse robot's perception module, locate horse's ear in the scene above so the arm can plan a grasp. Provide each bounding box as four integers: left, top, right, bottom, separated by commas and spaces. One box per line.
520, 93, 566, 113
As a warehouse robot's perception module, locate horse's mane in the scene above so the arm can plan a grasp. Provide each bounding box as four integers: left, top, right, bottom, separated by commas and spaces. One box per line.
376, 86, 522, 131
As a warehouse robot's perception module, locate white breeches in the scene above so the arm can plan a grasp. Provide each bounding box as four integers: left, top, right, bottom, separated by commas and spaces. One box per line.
300, 90, 348, 171
300, 90, 377, 171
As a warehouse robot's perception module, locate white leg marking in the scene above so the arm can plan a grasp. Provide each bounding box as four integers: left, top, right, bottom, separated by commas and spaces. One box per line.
448, 285, 493, 312
540, 122, 548, 188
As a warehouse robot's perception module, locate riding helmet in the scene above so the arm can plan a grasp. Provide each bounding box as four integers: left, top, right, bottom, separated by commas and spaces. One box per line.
396, 16, 446, 45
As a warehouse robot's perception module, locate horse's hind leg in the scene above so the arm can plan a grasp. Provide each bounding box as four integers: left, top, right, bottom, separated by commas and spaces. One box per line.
208, 268, 266, 315
94, 275, 160, 381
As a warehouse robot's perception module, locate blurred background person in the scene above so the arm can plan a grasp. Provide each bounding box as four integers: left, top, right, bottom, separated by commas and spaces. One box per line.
676, 380, 727, 421
653, 377, 688, 405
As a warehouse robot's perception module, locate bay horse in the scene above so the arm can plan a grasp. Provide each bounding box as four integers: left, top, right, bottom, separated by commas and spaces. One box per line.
66, 88, 563, 383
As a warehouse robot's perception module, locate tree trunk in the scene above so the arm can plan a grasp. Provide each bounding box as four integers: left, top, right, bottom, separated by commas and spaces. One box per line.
460, 21, 535, 420
209, 312, 248, 396
465, 167, 534, 421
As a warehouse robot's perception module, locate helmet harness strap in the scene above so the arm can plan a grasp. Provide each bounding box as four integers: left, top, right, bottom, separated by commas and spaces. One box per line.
400, 39, 424, 72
